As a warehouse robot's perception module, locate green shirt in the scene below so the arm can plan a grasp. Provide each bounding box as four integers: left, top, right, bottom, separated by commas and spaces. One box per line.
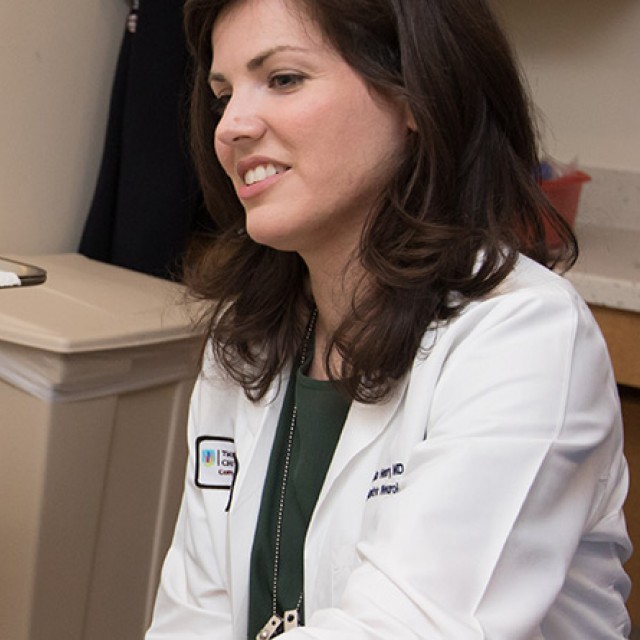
248, 362, 350, 638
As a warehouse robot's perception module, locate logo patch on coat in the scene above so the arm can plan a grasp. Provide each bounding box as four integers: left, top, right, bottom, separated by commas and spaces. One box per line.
195, 436, 236, 489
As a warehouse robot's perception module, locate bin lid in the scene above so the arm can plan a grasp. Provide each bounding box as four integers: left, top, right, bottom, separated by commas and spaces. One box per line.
0, 254, 206, 353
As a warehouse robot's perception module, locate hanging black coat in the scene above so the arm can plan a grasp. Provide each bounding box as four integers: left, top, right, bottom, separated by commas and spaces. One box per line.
79, 1, 207, 280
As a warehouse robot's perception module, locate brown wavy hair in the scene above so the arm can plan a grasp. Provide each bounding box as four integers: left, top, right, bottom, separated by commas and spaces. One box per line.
182, 0, 577, 402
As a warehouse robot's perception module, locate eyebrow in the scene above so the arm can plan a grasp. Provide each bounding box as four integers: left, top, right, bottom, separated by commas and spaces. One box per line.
208, 45, 310, 84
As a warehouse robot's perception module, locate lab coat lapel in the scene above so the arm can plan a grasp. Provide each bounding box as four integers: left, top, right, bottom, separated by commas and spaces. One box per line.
315, 378, 407, 511
226, 371, 406, 631
227, 374, 288, 636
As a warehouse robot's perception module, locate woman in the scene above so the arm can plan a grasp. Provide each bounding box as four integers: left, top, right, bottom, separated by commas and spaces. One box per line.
147, 0, 632, 638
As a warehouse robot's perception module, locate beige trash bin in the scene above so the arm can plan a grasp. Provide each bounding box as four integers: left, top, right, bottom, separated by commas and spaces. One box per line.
0, 254, 205, 640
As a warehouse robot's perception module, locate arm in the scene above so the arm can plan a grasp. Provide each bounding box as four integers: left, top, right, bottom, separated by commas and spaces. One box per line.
146, 373, 235, 639
293, 284, 630, 638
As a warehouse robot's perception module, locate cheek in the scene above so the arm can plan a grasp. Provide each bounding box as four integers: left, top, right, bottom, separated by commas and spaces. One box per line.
286, 102, 362, 173
324, 110, 406, 183
315, 90, 406, 164
279, 102, 334, 149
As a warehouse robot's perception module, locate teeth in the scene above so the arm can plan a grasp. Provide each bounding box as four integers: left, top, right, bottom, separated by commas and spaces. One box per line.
243, 163, 283, 186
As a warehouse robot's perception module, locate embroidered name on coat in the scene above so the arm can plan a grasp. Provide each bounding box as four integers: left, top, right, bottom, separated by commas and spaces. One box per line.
366, 462, 405, 500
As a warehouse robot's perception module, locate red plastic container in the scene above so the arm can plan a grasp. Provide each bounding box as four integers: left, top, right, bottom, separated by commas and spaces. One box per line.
540, 170, 591, 247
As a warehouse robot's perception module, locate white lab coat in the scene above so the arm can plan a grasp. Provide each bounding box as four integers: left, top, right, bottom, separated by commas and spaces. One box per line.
147, 255, 631, 639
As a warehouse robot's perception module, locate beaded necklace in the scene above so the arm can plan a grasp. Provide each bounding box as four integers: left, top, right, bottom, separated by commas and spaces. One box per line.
256, 307, 318, 640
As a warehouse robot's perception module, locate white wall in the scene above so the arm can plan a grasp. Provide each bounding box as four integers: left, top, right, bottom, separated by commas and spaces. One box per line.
492, 0, 640, 172
0, 0, 129, 256
1, 0, 638, 257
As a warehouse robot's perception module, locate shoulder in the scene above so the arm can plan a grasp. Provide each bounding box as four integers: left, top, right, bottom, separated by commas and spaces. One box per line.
479, 254, 605, 363
492, 253, 584, 304
381, 264, 621, 470
424, 254, 600, 356
188, 343, 244, 438
189, 343, 289, 440
409, 254, 616, 439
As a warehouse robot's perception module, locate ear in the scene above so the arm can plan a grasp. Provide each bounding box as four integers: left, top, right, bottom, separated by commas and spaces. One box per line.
406, 105, 417, 132
402, 99, 418, 133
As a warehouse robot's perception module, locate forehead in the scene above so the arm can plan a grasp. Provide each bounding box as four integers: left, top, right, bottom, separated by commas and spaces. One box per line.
211, 0, 324, 64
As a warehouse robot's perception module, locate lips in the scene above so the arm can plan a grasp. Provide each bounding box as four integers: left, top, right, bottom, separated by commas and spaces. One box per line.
237, 156, 289, 182
235, 156, 290, 199
243, 162, 287, 186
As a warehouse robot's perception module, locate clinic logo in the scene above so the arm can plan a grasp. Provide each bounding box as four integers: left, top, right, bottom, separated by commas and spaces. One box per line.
195, 436, 236, 489
201, 449, 218, 467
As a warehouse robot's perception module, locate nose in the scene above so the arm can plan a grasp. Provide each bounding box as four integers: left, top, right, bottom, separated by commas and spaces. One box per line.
215, 92, 266, 147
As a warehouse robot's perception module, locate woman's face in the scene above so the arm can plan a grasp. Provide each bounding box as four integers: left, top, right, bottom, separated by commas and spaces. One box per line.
210, 0, 410, 265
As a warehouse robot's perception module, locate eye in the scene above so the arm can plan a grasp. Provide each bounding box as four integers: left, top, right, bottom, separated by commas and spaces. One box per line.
268, 72, 306, 91
210, 93, 231, 116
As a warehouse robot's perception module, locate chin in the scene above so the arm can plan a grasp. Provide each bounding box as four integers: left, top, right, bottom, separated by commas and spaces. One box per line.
245, 224, 299, 253
243, 201, 311, 251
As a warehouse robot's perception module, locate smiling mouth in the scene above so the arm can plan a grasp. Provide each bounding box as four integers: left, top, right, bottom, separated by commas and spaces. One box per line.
242, 163, 288, 186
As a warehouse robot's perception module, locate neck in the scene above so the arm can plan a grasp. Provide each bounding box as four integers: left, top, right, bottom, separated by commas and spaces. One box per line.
304, 254, 364, 381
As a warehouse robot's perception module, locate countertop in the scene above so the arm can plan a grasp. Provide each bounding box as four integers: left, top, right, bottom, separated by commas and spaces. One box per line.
563, 166, 640, 314
566, 223, 640, 314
